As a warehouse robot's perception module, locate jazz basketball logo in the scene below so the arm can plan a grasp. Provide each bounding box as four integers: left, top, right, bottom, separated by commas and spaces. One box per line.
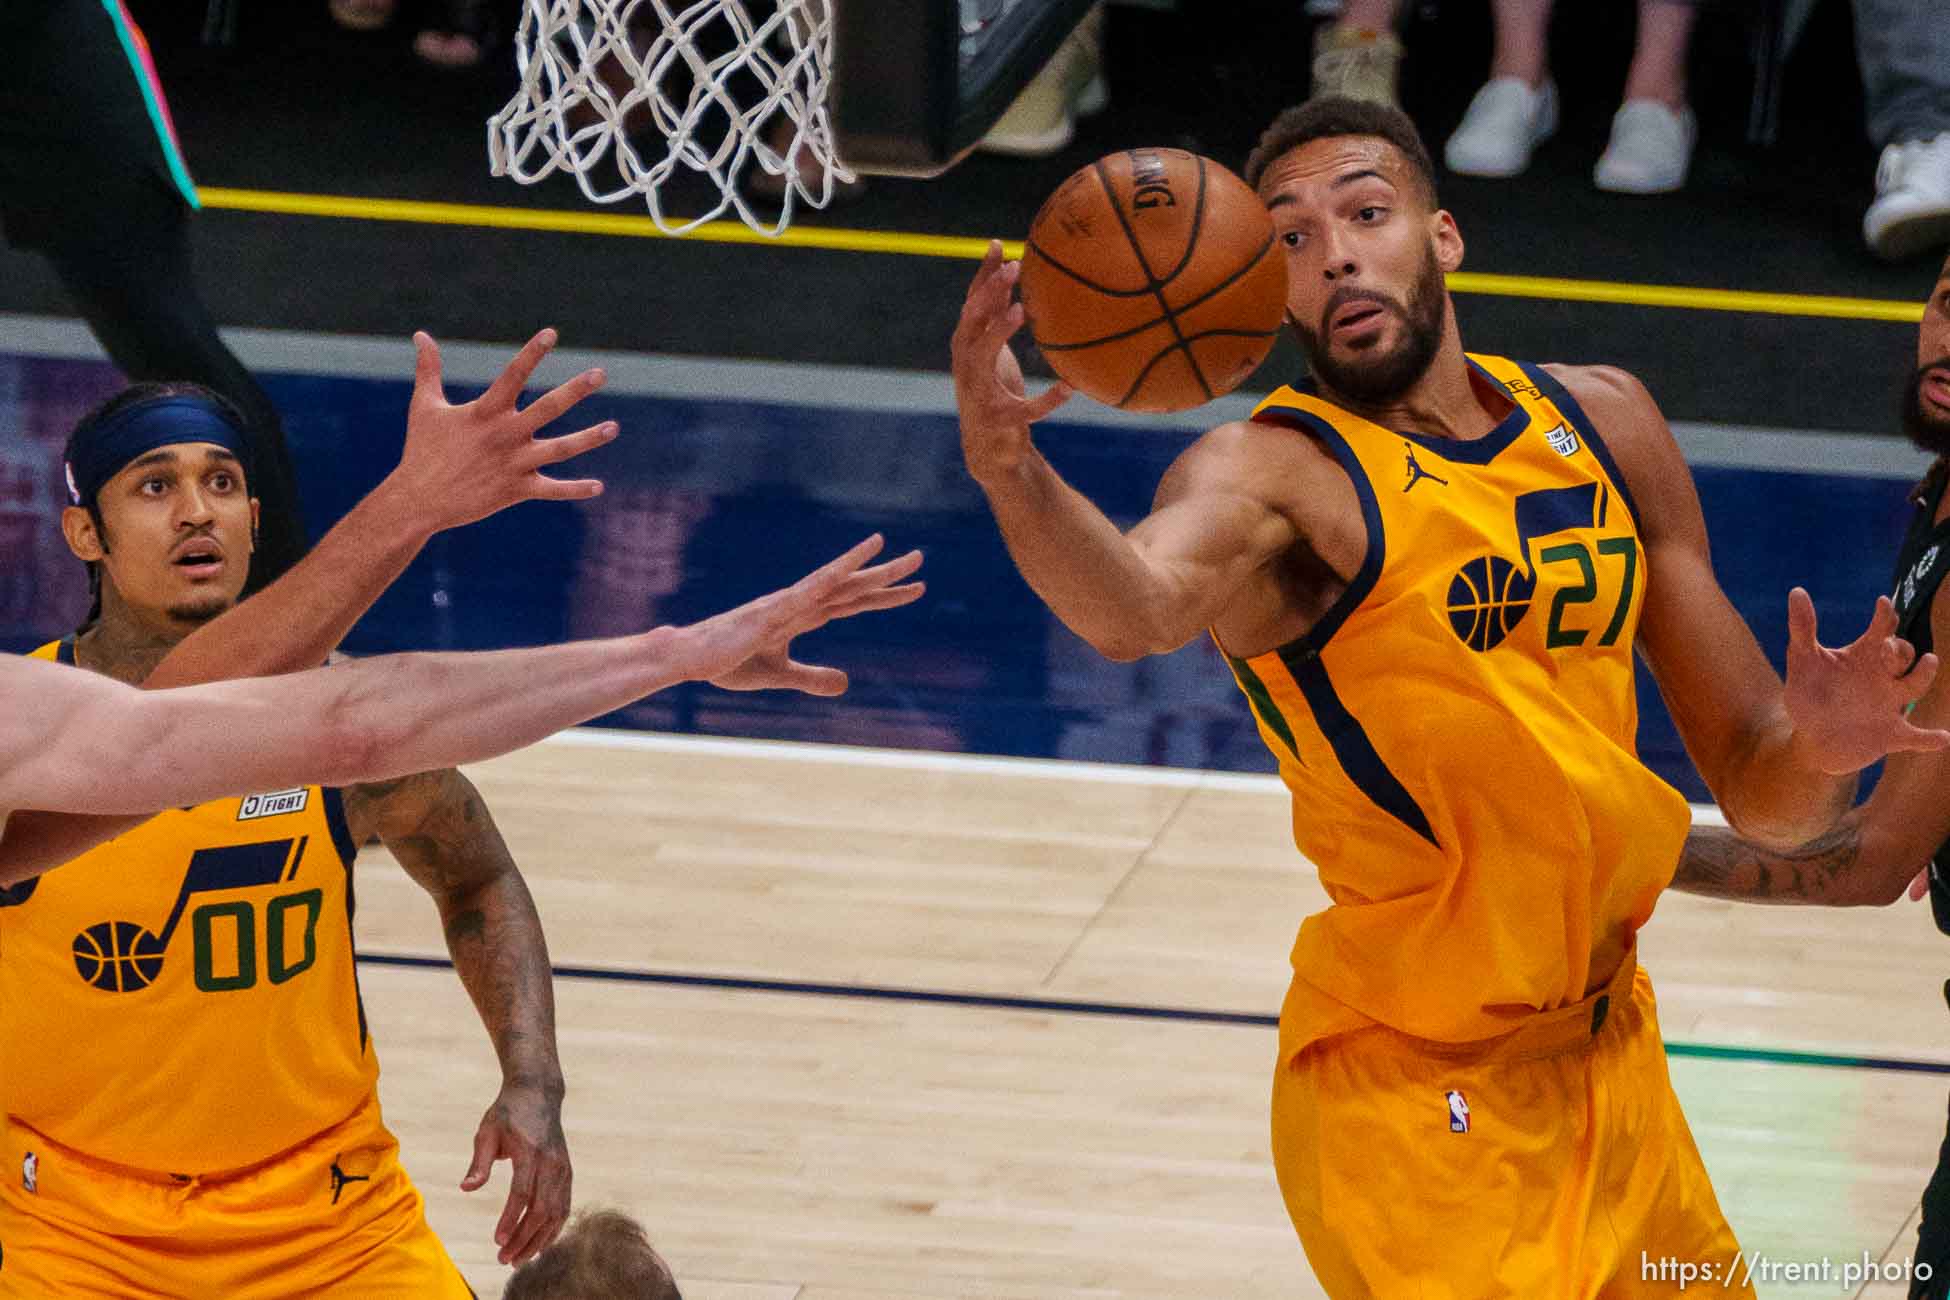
20, 1151, 35, 1194
72, 838, 310, 993
1445, 1090, 1470, 1134
1447, 556, 1535, 651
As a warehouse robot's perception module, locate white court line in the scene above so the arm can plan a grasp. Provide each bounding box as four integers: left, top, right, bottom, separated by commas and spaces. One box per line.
1, 312, 1932, 477
540, 725, 1730, 822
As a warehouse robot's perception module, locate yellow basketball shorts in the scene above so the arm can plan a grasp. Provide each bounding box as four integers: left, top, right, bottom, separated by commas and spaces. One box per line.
0, 1094, 473, 1299
1271, 953, 1752, 1298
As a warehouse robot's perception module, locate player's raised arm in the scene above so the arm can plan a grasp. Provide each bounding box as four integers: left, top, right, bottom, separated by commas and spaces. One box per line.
1560, 363, 1948, 848
0, 330, 617, 880
1668, 515, 1950, 907
953, 242, 1313, 660
147, 329, 614, 689
0, 537, 923, 875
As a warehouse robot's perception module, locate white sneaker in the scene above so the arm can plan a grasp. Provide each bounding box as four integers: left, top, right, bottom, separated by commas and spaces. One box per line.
1444, 78, 1557, 178
1864, 133, 1950, 262
1593, 99, 1695, 194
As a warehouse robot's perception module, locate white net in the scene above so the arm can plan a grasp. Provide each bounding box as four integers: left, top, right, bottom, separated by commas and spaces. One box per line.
487, 0, 854, 236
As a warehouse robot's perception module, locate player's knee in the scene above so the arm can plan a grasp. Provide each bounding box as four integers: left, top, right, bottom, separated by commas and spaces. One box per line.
502, 1208, 681, 1300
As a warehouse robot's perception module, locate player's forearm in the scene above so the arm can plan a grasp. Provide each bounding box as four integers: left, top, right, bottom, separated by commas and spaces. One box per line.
1716, 713, 1859, 848
145, 477, 431, 689
0, 812, 146, 886
293, 632, 698, 790
41, 630, 696, 818
976, 451, 1183, 661
1669, 811, 1917, 906
443, 869, 563, 1093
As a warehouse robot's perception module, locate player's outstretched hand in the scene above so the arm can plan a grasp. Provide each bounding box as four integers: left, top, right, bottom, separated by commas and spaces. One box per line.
395, 329, 620, 532
1783, 587, 1950, 774
674, 535, 925, 695
461, 1079, 573, 1267
952, 240, 1072, 485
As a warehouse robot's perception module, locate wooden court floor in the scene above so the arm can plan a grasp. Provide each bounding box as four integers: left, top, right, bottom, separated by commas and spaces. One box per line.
351, 731, 1950, 1299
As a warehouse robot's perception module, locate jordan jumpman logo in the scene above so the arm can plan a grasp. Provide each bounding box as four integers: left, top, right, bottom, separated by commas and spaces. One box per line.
1404, 443, 1449, 493
329, 1156, 371, 1205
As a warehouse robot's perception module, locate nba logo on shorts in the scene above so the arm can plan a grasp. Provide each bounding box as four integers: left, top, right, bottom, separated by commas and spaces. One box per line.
1544, 423, 1580, 457
1445, 1090, 1470, 1133
20, 1152, 35, 1194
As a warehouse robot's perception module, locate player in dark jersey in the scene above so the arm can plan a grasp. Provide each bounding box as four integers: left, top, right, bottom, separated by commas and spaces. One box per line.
1656, 252, 1950, 1298
1872, 251, 1950, 1300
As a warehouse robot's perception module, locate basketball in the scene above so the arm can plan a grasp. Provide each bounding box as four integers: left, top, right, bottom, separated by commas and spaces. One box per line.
1019, 148, 1288, 414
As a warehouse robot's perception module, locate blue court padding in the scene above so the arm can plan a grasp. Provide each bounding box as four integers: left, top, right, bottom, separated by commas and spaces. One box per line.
0, 352, 1923, 804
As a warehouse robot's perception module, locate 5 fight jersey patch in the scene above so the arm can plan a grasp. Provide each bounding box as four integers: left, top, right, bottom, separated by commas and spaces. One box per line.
238, 790, 309, 821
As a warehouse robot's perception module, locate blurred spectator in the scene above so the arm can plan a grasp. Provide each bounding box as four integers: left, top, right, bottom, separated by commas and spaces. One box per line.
327, 0, 506, 70
501, 1208, 682, 1300
1310, 0, 1698, 194
1446, 0, 1694, 192
1855, 0, 1950, 260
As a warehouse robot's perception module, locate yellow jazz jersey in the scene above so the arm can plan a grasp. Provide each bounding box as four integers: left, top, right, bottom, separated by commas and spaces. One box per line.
1228, 354, 1691, 1057
0, 640, 380, 1174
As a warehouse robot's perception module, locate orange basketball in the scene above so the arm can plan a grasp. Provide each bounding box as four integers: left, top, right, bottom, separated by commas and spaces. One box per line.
1020, 148, 1288, 414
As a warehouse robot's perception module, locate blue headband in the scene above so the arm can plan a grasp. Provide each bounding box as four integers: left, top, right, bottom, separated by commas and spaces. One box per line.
64, 397, 253, 509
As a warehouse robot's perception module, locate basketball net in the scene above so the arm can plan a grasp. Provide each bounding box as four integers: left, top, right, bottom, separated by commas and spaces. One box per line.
487, 0, 854, 236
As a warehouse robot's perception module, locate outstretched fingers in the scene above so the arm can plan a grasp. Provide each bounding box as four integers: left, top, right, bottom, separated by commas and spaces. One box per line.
810, 547, 924, 619
796, 534, 888, 599
974, 279, 1029, 364
516, 366, 608, 437
1897, 649, 1945, 709
824, 582, 927, 621
845, 549, 924, 589
1022, 379, 1074, 423
1786, 586, 1819, 657
775, 659, 851, 697
481, 328, 560, 413
1866, 593, 1900, 641
523, 473, 606, 502
528, 419, 620, 468
409, 331, 446, 411
961, 239, 1008, 312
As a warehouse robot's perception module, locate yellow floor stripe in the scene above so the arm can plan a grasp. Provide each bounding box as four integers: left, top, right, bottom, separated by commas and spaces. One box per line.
199, 186, 1924, 324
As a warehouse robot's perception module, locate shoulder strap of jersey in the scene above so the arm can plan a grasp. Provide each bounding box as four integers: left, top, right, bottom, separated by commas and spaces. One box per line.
1892, 461, 1950, 653
25, 638, 73, 664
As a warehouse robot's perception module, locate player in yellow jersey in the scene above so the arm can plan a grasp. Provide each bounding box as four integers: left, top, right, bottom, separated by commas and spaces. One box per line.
0, 336, 925, 1297
950, 97, 1945, 1296
0, 381, 569, 1294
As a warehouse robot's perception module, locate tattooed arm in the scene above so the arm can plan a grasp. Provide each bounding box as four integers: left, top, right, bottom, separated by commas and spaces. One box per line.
1671, 558, 1950, 906
342, 768, 570, 1266
1670, 815, 1887, 905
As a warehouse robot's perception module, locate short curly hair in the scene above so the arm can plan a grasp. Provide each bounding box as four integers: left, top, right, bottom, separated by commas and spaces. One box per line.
502, 1209, 682, 1300
1243, 96, 1439, 210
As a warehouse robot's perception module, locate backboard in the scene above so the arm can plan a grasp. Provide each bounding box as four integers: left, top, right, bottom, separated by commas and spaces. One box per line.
833, 0, 1101, 175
